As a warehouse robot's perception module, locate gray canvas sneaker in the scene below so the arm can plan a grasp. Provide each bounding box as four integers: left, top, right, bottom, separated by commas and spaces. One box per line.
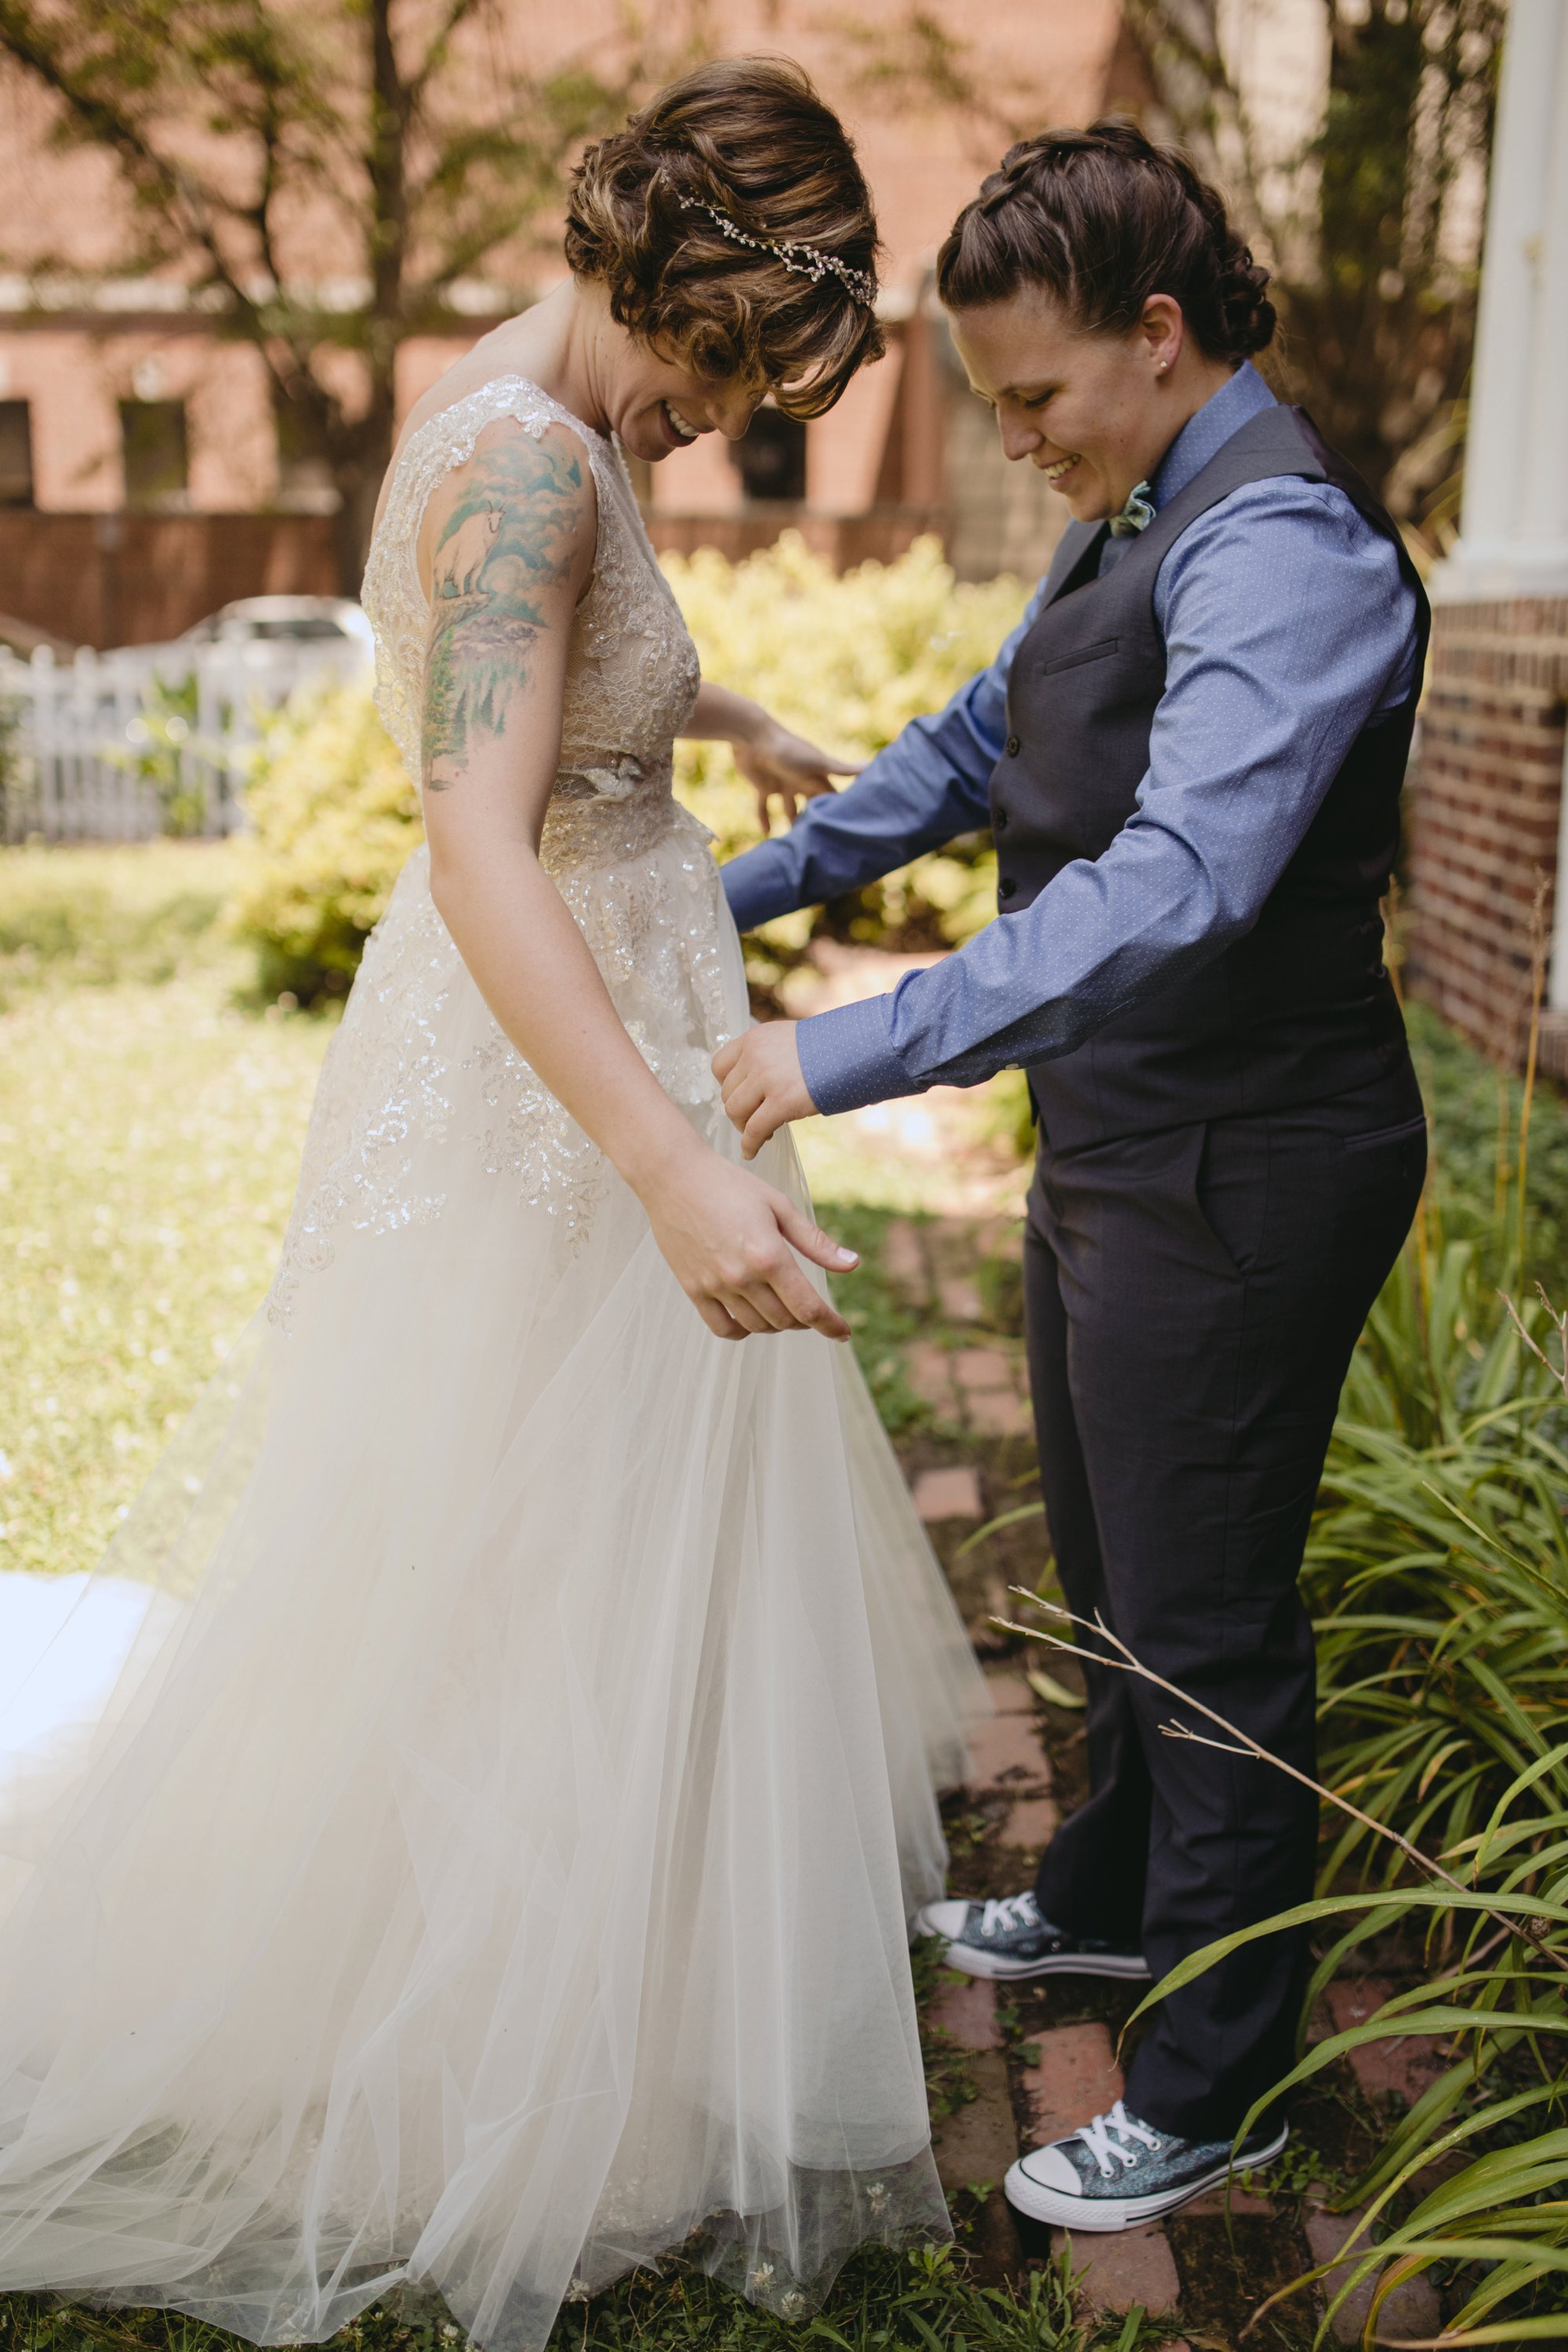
1005, 2097, 1289, 2231
913, 1889, 1150, 1982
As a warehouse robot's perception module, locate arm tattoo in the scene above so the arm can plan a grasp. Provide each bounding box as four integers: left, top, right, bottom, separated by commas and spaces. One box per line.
422, 430, 588, 792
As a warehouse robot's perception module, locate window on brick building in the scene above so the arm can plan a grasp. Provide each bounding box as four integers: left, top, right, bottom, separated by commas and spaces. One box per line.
730, 408, 806, 503
0, 402, 34, 506
119, 399, 188, 510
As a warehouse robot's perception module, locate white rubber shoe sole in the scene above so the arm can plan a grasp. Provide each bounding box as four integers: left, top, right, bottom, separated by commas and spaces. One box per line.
1004, 2122, 1289, 2232
939, 1940, 1152, 1983
913, 1900, 1152, 1984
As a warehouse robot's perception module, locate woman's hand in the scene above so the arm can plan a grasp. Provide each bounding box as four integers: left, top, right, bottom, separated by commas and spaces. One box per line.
684, 681, 862, 829
732, 717, 863, 829
712, 1022, 816, 1160
633, 1132, 858, 1341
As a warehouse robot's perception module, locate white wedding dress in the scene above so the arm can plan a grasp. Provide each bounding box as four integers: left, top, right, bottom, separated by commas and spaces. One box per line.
0, 378, 984, 2349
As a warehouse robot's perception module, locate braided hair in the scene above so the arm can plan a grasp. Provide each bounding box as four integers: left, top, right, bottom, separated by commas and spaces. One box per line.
937, 118, 1274, 362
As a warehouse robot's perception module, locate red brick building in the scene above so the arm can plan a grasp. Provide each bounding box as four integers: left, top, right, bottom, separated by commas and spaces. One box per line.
0, 0, 1140, 645
1403, 0, 1568, 1076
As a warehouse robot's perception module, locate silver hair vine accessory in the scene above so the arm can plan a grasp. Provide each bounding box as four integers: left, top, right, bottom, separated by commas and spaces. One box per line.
678, 195, 876, 308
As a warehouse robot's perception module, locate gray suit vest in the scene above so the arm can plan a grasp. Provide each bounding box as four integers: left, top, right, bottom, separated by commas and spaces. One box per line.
989, 405, 1430, 1149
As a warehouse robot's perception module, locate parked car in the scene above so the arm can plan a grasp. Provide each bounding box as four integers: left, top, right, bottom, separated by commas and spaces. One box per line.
179, 596, 374, 659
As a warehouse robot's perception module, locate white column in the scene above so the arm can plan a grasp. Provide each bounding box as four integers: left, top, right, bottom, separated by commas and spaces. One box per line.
1551, 727, 1568, 1014
1433, 0, 1568, 603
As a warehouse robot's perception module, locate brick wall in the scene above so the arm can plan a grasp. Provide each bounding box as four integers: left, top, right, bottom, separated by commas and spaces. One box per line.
1405, 598, 1568, 1073
0, 511, 339, 648
0, 505, 953, 651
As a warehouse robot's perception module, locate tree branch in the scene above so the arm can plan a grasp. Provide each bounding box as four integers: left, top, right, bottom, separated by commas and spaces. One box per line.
996, 1590, 1568, 1978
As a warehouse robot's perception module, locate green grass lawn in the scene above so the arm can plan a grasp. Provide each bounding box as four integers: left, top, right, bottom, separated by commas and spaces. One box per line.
2, 842, 1562, 2352
2, 974, 330, 1580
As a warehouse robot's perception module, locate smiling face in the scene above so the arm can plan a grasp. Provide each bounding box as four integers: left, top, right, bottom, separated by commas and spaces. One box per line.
598, 329, 765, 466
950, 287, 1231, 521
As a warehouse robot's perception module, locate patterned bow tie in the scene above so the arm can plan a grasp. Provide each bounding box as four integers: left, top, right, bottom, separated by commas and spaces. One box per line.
1108, 481, 1156, 536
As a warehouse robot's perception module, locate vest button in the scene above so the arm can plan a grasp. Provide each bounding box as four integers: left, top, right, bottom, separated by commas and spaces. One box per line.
1005, 734, 1021, 757
999, 877, 1017, 900
994, 808, 1008, 831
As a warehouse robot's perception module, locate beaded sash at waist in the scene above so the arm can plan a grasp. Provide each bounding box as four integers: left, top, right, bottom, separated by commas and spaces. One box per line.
540, 779, 681, 877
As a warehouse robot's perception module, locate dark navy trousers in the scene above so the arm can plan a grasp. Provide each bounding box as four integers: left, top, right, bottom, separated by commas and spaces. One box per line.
1023, 1062, 1427, 2140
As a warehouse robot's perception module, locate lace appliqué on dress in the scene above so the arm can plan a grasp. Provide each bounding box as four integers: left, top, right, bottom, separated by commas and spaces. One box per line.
267, 870, 457, 1329
269, 375, 717, 1324
457, 804, 739, 1254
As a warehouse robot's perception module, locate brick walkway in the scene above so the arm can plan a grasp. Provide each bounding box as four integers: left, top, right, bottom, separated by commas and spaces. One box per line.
884, 1211, 1448, 2347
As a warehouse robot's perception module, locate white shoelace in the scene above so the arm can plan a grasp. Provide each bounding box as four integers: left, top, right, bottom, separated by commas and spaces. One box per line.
1076, 2100, 1162, 2180
979, 1890, 1040, 1937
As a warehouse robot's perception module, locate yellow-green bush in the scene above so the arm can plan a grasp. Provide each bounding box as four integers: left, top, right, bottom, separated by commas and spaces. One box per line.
229, 535, 1027, 1003
230, 678, 422, 1004
667, 533, 1025, 971
0, 840, 241, 1006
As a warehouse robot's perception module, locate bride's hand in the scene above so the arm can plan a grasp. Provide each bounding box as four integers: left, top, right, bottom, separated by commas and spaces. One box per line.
634, 1136, 858, 1341
732, 718, 863, 829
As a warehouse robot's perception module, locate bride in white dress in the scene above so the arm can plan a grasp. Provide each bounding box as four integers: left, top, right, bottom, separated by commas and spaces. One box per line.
0, 56, 983, 2352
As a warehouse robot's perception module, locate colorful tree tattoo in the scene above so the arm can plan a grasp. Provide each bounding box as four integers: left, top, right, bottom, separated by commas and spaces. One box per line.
422, 427, 590, 792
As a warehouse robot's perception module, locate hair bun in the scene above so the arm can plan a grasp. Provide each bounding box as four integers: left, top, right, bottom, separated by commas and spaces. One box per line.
1214, 244, 1276, 356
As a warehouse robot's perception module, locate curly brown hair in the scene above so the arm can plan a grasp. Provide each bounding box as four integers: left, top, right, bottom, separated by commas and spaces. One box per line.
564, 57, 884, 419
937, 118, 1275, 362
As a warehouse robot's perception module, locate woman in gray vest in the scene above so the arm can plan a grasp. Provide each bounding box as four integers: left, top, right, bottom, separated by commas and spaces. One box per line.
714, 120, 1428, 2230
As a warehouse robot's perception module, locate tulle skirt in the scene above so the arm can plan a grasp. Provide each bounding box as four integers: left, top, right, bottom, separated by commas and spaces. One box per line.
0, 822, 984, 2347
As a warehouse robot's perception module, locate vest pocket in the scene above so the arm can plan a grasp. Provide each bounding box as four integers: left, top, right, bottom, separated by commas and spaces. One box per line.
1040, 636, 1120, 675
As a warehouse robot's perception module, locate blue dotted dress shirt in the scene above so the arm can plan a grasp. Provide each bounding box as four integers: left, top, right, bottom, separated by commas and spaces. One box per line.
718, 363, 1421, 1117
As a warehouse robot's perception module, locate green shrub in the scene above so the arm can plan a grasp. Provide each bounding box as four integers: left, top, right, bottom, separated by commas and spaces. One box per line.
1407, 996, 1568, 1297
668, 532, 1025, 976
0, 839, 238, 1005
230, 677, 422, 1004
227, 538, 1028, 1007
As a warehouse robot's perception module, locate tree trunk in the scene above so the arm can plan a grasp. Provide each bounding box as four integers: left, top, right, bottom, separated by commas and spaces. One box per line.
332, 415, 398, 596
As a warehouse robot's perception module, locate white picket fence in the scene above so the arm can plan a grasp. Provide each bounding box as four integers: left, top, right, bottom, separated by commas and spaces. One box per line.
0, 637, 372, 844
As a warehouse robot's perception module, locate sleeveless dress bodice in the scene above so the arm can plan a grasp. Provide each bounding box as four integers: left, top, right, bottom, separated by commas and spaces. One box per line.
271, 378, 732, 1324
361, 375, 702, 876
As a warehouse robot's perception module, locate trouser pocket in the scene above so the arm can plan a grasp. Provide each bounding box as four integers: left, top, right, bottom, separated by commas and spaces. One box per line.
1341, 1110, 1428, 1153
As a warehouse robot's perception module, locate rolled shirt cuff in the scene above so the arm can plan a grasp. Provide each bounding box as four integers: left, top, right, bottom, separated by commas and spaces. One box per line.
795, 994, 927, 1116
720, 838, 801, 934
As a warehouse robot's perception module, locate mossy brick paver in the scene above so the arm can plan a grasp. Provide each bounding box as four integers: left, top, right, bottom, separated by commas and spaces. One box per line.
1305, 2206, 1443, 2344
927, 1973, 1003, 2053
1018, 2021, 1123, 2143
1323, 1976, 1448, 2106
1057, 2225, 1181, 2318
953, 1346, 1016, 1391
964, 1711, 1052, 1793
880, 1217, 929, 1302
998, 1794, 1060, 1848
911, 1465, 983, 1522
938, 1273, 983, 1321
966, 1386, 1033, 1437
932, 2049, 1019, 2195
984, 1670, 1034, 1715
1186, 2183, 1275, 2216
906, 1341, 960, 1416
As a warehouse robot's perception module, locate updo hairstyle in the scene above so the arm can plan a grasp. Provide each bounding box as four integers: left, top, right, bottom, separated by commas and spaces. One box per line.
936, 118, 1275, 361
565, 58, 883, 418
